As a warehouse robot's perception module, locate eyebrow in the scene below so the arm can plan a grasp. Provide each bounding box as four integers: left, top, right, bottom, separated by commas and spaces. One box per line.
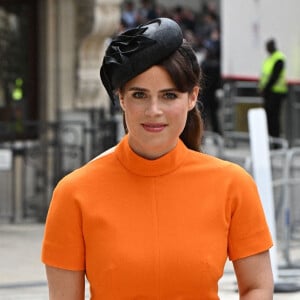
127, 87, 179, 93
128, 87, 147, 92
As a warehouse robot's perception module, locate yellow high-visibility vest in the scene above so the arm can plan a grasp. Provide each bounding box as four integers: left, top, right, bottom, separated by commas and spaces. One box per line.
259, 51, 288, 94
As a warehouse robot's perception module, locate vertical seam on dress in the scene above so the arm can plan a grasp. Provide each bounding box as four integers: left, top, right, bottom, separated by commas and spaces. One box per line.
152, 177, 161, 299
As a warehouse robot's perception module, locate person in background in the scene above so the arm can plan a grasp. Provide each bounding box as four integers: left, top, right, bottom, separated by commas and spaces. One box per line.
137, 0, 158, 24
121, 0, 139, 29
200, 27, 222, 135
41, 18, 274, 299
259, 38, 288, 140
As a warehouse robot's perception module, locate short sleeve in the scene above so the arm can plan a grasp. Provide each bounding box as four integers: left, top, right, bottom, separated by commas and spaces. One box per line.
41, 174, 85, 270
227, 165, 273, 261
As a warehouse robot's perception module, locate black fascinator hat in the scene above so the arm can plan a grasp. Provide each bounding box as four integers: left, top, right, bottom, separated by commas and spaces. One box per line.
100, 18, 183, 104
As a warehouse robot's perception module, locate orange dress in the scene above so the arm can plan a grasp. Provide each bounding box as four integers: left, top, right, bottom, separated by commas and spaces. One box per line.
42, 135, 272, 299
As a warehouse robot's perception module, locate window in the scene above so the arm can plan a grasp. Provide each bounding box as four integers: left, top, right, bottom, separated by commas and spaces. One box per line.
0, 0, 38, 140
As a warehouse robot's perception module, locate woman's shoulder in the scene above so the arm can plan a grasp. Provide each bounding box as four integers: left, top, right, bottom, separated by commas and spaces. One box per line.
188, 151, 259, 200
56, 145, 118, 189
187, 150, 253, 180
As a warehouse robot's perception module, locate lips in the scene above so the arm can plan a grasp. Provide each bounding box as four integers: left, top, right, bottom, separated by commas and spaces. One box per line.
142, 123, 167, 133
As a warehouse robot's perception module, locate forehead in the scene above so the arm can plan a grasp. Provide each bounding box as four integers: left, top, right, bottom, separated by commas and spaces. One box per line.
123, 66, 175, 90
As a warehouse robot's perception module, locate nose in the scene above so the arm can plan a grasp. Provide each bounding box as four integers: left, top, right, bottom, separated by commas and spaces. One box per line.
144, 98, 163, 116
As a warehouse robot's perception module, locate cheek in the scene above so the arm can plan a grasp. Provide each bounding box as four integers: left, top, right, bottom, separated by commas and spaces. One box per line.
123, 102, 142, 115
123, 103, 143, 128
169, 104, 189, 129
172, 103, 189, 118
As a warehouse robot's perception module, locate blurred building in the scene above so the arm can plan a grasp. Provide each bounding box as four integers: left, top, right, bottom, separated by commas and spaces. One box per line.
0, 0, 220, 223
0, 0, 123, 132
0, 0, 219, 132
0, 0, 124, 223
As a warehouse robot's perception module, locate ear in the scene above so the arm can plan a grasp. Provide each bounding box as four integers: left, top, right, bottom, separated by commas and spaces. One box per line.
118, 90, 126, 111
188, 86, 199, 110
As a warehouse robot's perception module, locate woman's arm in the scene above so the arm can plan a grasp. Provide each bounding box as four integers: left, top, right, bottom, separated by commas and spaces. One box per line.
45, 265, 85, 300
233, 250, 274, 299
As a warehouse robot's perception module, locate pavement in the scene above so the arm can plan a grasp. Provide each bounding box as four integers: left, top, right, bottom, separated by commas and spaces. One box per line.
1, 223, 300, 299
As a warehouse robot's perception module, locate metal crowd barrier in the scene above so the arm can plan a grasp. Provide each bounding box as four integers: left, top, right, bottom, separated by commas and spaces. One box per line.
202, 131, 300, 268
0, 119, 117, 223
278, 147, 300, 267
0, 143, 13, 222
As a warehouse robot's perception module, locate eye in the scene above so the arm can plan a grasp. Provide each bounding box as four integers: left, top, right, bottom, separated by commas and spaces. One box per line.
163, 92, 178, 100
132, 91, 146, 99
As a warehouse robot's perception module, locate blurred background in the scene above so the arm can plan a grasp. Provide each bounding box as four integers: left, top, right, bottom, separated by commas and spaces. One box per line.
1, 1, 300, 297
0, 0, 300, 266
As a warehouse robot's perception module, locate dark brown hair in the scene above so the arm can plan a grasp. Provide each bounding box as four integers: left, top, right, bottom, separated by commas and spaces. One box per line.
160, 41, 204, 151
122, 41, 204, 152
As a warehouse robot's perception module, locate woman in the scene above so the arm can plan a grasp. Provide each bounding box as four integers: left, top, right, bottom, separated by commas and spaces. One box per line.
42, 18, 274, 299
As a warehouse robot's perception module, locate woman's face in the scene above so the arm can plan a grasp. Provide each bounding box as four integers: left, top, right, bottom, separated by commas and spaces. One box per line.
118, 65, 199, 159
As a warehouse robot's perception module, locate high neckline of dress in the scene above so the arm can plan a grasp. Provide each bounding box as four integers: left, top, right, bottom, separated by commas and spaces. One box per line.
115, 135, 188, 177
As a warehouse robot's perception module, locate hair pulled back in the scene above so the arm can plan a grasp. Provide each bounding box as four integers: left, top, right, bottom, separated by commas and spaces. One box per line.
159, 41, 204, 151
